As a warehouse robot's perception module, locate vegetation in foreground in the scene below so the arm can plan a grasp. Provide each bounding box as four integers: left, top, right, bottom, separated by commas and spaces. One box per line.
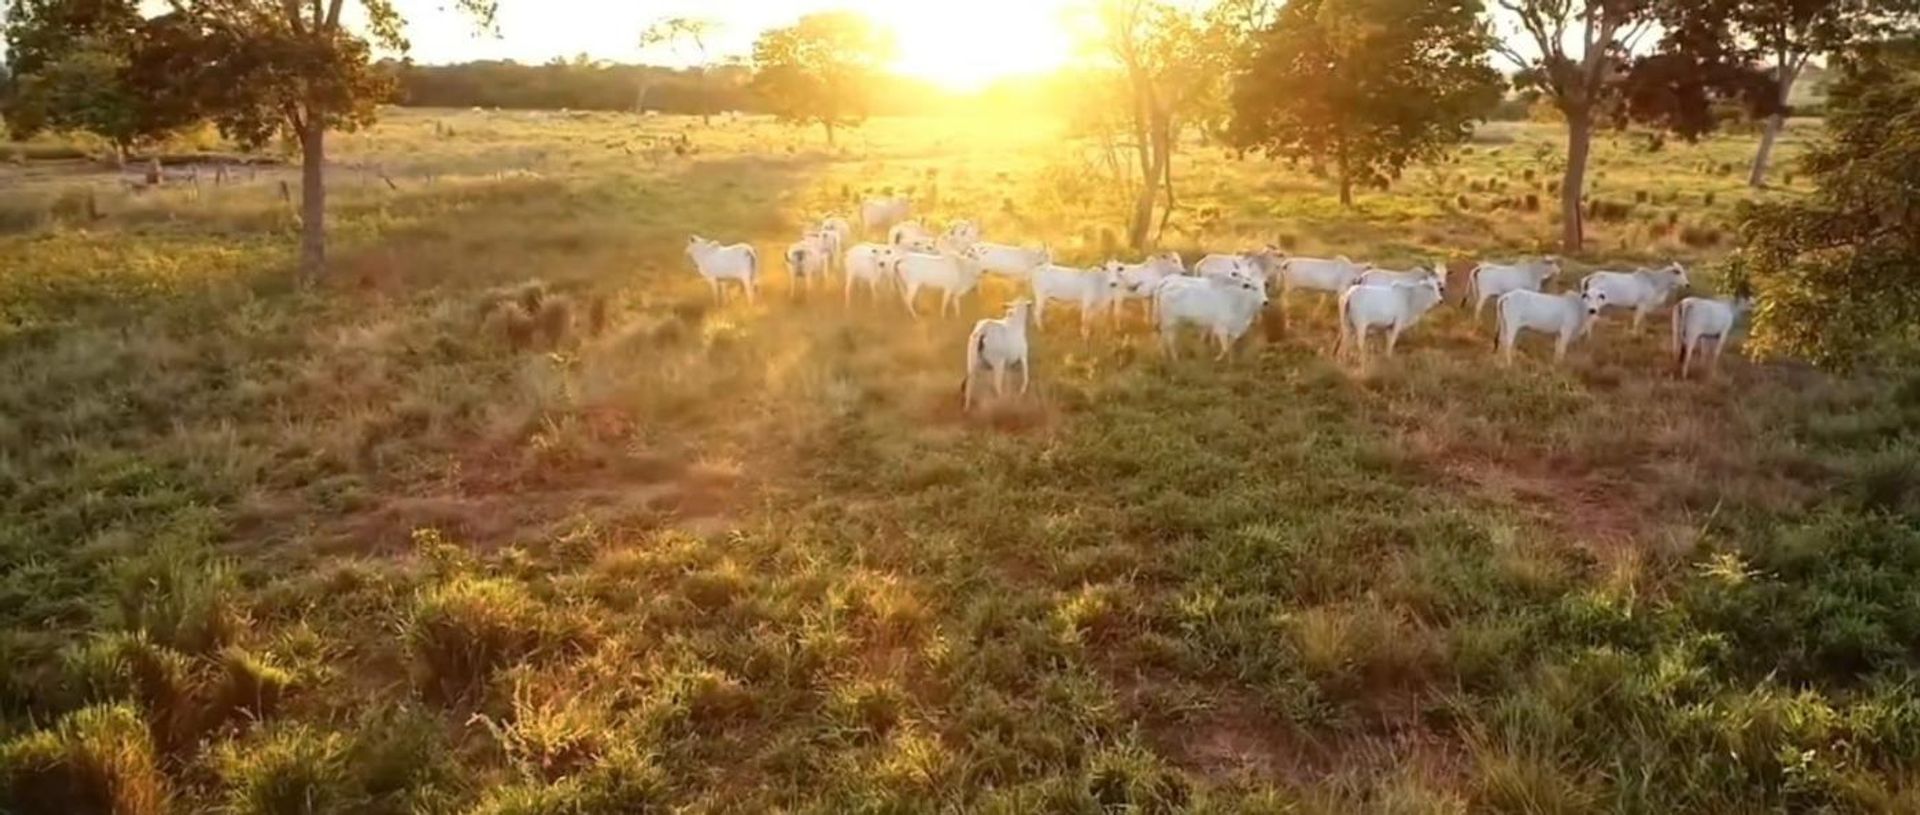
3, 112, 1919, 813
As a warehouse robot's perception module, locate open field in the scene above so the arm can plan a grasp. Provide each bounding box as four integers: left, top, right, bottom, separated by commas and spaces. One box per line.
4, 110, 1919, 813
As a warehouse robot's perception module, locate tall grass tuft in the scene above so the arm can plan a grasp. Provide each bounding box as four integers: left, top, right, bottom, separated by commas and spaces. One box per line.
61, 632, 199, 754
406, 576, 548, 705
212, 723, 351, 815
110, 543, 245, 655
0, 704, 170, 815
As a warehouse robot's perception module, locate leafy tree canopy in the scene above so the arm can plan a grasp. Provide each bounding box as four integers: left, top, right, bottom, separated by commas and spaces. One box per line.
748, 11, 894, 144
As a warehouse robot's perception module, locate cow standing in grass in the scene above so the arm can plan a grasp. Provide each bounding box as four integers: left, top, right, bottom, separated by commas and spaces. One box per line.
686, 235, 758, 304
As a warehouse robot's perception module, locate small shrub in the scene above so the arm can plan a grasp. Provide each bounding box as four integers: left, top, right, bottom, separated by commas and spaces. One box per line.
0, 704, 169, 815
1523, 193, 1541, 212
406, 577, 548, 705
213, 723, 351, 815
209, 647, 297, 723
1455, 194, 1471, 211
1704, 191, 1717, 207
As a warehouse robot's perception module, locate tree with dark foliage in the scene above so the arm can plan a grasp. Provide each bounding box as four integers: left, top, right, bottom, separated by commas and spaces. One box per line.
748, 11, 893, 146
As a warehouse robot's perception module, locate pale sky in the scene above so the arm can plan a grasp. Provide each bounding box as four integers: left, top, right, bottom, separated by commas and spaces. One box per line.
396, 0, 1086, 89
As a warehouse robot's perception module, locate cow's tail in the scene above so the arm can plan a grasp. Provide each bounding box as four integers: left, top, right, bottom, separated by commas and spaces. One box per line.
745, 246, 758, 281
960, 326, 986, 404
1465, 264, 1484, 307
1492, 293, 1504, 352
1671, 298, 1689, 367
1335, 286, 1353, 356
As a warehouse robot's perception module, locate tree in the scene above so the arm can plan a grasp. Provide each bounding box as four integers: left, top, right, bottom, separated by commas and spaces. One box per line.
1493, 0, 1660, 252
1735, 47, 1920, 366
1230, 0, 1501, 207
748, 11, 893, 146
160, 0, 497, 279
1081, 0, 1264, 250
1, 0, 201, 158
637, 16, 720, 122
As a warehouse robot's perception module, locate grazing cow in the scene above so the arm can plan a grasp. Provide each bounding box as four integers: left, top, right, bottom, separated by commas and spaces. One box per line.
964, 242, 1051, 280
962, 300, 1033, 411
1335, 277, 1445, 362
1102, 252, 1188, 321
1465, 257, 1562, 321
686, 235, 757, 304
1671, 295, 1752, 378
890, 250, 983, 318
817, 217, 852, 272
860, 197, 911, 236
1154, 273, 1270, 360
1580, 263, 1690, 336
890, 220, 937, 248
944, 220, 983, 250
1495, 288, 1604, 365
1030, 262, 1123, 337
785, 234, 831, 298
1195, 246, 1283, 284
843, 243, 900, 306
1276, 256, 1369, 324
1358, 263, 1445, 289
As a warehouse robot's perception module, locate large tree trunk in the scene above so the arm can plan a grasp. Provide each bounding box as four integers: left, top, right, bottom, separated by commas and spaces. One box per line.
1559, 109, 1593, 254
1129, 113, 1170, 251
1336, 130, 1353, 208
1748, 62, 1799, 189
298, 123, 327, 280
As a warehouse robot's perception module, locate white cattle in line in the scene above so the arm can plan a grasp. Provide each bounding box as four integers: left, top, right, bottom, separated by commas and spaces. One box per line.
1195, 246, 1283, 284
962, 300, 1033, 411
1102, 252, 1188, 321
817, 217, 852, 272
1580, 263, 1691, 336
1030, 263, 1123, 337
1358, 263, 1445, 289
1277, 256, 1369, 323
1495, 288, 1604, 365
890, 220, 936, 248
1465, 257, 1561, 321
843, 243, 899, 306
1335, 277, 1445, 362
785, 234, 832, 298
860, 197, 911, 236
965, 242, 1052, 280
686, 235, 758, 304
1154, 273, 1270, 360
1671, 295, 1752, 379
890, 250, 983, 318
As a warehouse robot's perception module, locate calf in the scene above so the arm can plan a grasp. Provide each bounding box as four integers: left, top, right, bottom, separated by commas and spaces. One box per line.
1277, 256, 1368, 324
964, 242, 1051, 280
1155, 273, 1270, 360
962, 300, 1034, 411
1580, 263, 1690, 336
1335, 277, 1445, 362
1671, 295, 1752, 379
1465, 257, 1561, 321
685, 235, 758, 304
843, 243, 899, 306
817, 217, 852, 272
891, 250, 983, 318
1102, 252, 1188, 321
1495, 288, 1603, 365
785, 234, 832, 298
1030, 262, 1123, 338
860, 197, 910, 236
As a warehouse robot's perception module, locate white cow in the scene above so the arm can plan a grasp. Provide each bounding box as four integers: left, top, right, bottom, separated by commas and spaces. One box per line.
686, 235, 758, 304
1494, 288, 1604, 365
965, 242, 1051, 280
944, 220, 983, 250
785, 234, 831, 298
1580, 263, 1691, 336
1154, 273, 1270, 360
843, 243, 900, 306
1358, 263, 1445, 289
1335, 277, 1445, 362
1277, 256, 1369, 323
1030, 263, 1123, 337
817, 217, 852, 272
1195, 247, 1283, 284
1465, 257, 1562, 321
1102, 252, 1188, 321
860, 197, 911, 236
1671, 296, 1752, 378
891, 250, 983, 318
890, 220, 937, 248
962, 300, 1034, 411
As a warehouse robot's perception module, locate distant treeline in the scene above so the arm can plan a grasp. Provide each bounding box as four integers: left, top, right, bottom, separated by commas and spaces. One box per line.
386, 59, 985, 115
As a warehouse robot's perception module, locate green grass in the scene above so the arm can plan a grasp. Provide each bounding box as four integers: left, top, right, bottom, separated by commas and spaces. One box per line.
2, 109, 1916, 812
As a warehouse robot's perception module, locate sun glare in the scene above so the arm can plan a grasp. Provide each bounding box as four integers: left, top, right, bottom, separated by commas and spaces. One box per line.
860, 0, 1078, 90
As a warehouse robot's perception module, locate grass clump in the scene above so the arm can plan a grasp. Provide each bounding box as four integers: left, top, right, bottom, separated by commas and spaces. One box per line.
406, 576, 549, 705
212, 723, 351, 815
0, 704, 169, 815
109, 542, 245, 655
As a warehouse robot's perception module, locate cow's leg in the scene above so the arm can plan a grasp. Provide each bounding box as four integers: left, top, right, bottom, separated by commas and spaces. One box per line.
1710, 336, 1727, 377
1474, 293, 1490, 322
1160, 326, 1178, 359
1385, 324, 1402, 357
1033, 298, 1047, 329
1632, 305, 1648, 335
1019, 358, 1030, 395
903, 284, 921, 318
993, 362, 1006, 402
1553, 332, 1570, 364
707, 278, 721, 303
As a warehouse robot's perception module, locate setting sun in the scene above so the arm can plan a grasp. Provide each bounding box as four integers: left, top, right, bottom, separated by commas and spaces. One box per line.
859, 0, 1079, 89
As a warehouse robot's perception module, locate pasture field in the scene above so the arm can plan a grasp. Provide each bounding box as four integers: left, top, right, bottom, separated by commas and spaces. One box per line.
3, 109, 1919, 813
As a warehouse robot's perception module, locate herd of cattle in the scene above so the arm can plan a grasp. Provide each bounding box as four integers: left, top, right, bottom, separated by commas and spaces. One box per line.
683, 196, 1752, 409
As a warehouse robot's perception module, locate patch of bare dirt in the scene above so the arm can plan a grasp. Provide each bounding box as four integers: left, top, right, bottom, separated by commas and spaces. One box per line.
1442, 456, 1652, 549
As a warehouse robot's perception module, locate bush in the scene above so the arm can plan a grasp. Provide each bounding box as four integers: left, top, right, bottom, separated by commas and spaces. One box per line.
0, 704, 169, 815
466, 748, 669, 815
406, 577, 548, 705
213, 724, 351, 815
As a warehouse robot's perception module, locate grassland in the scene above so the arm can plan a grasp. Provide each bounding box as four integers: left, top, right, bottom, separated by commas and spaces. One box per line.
3, 109, 1918, 813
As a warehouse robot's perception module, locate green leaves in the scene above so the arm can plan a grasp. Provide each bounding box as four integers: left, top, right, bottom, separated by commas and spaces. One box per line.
748, 12, 895, 141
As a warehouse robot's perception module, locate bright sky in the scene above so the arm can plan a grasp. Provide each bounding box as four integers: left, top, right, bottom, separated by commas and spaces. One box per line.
396, 0, 1084, 89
